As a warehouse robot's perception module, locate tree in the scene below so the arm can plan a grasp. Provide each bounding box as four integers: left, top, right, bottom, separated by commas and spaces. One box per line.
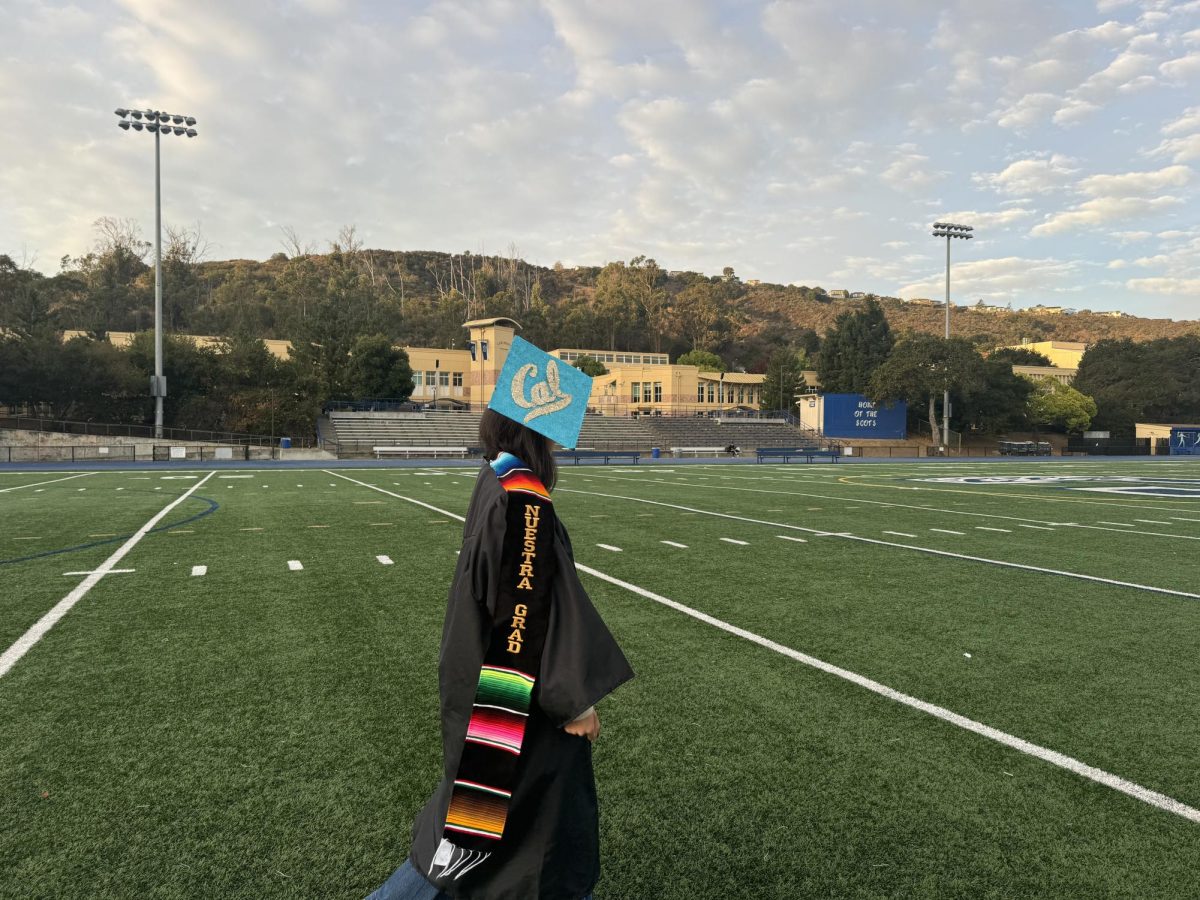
958, 358, 1033, 434
817, 299, 894, 393
345, 335, 414, 400
760, 349, 806, 413
628, 256, 669, 353
869, 335, 982, 441
571, 354, 608, 377
989, 346, 1053, 366
593, 262, 634, 350
670, 281, 724, 351
676, 349, 727, 372
1074, 336, 1200, 435
1027, 377, 1098, 433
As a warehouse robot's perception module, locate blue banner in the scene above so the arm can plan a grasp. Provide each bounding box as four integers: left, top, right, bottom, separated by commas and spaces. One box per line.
821, 393, 907, 439
1170, 427, 1200, 455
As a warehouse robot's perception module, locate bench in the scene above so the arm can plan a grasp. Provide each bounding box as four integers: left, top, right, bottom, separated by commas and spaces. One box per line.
756, 447, 839, 464
554, 450, 641, 465
670, 446, 733, 457
373, 446, 471, 459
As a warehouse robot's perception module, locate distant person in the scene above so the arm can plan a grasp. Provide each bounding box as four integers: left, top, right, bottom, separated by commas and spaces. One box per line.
725, 443, 740, 457
367, 339, 633, 900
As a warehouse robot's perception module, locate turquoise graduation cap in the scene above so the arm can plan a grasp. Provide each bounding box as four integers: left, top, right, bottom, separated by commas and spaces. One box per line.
488, 336, 593, 448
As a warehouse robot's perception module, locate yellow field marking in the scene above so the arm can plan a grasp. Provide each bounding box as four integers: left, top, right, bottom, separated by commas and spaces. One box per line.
307, 525, 330, 529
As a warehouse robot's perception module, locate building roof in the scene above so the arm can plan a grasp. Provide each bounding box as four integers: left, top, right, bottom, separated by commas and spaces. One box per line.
462, 317, 521, 330
697, 371, 764, 383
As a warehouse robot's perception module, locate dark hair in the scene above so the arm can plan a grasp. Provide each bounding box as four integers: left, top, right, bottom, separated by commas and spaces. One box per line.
479, 409, 558, 491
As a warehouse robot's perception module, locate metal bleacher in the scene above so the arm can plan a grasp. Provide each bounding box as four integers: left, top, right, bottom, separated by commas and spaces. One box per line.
326, 410, 656, 458
641, 416, 829, 452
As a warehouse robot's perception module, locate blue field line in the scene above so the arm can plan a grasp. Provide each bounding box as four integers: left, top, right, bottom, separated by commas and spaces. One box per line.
0, 495, 219, 567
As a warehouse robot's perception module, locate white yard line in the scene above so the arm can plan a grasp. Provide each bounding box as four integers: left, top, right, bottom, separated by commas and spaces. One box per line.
565, 469, 1200, 523
0, 472, 93, 493
63, 569, 134, 576
660, 540, 688, 549
191, 565, 207, 577
553, 487, 1200, 602
326, 467, 1200, 824
883, 531, 917, 538
1097, 521, 1135, 527
596, 544, 623, 552
1134, 519, 1172, 525
720, 538, 749, 545
0, 472, 215, 679
930, 528, 965, 535
1017, 524, 1055, 531
288, 560, 304, 571
975, 527, 1012, 533
573, 561, 1200, 826
777, 535, 808, 543
1170, 516, 1200, 522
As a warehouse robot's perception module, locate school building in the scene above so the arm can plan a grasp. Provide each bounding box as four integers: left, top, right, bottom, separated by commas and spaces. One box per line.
409, 317, 767, 415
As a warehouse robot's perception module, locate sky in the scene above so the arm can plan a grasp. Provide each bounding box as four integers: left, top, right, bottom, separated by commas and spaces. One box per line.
3, 0, 1200, 319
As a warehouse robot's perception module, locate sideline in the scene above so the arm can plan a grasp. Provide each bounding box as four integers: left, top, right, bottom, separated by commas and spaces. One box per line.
0, 472, 216, 679
554, 486, 1200, 601
326, 469, 1200, 825
560, 470, 1200, 542
0, 473, 93, 493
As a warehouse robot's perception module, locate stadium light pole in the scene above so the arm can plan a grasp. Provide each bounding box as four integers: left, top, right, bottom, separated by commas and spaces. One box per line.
930, 221, 973, 451
114, 107, 198, 438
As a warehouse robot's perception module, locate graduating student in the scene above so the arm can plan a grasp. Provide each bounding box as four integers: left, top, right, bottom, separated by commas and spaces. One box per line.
368, 338, 634, 900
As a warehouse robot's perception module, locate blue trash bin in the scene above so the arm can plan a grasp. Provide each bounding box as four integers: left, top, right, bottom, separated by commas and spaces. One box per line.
651, 447, 660, 459
280, 437, 292, 449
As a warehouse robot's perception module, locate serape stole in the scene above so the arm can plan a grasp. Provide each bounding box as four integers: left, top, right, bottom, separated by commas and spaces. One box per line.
433, 452, 556, 882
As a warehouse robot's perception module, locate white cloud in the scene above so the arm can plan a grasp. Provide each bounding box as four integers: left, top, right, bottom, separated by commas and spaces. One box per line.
1033, 195, 1183, 235
880, 149, 944, 192
1163, 105, 1200, 135
1160, 52, 1200, 80
1126, 276, 1200, 293
1078, 164, 1192, 196
977, 155, 1079, 195
994, 92, 1060, 130
930, 208, 1035, 230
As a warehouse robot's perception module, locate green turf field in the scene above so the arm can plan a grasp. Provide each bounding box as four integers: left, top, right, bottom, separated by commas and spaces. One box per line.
3, 459, 1200, 899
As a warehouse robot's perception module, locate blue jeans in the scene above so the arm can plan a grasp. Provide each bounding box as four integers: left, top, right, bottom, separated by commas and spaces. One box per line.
365, 859, 593, 900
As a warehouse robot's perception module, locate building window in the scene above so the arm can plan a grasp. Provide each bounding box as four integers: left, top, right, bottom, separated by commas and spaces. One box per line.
632, 383, 641, 403
413, 372, 423, 387
452, 372, 463, 387
439, 371, 450, 387
697, 384, 705, 403
707, 384, 715, 403
426, 371, 437, 388
654, 382, 663, 403
738, 387, 745, 403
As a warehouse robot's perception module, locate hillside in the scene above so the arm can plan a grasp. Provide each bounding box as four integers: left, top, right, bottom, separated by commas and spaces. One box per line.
4, 245, 1197, 377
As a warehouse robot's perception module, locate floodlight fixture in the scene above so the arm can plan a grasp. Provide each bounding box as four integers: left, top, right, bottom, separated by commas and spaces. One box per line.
928, 219, 977, 450
113, 103, 200, 438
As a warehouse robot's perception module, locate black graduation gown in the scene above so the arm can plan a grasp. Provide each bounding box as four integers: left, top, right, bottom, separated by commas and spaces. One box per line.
409, 462, 634, 900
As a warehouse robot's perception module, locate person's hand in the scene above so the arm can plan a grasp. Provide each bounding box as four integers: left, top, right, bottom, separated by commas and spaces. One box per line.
564, 709, 601, 742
